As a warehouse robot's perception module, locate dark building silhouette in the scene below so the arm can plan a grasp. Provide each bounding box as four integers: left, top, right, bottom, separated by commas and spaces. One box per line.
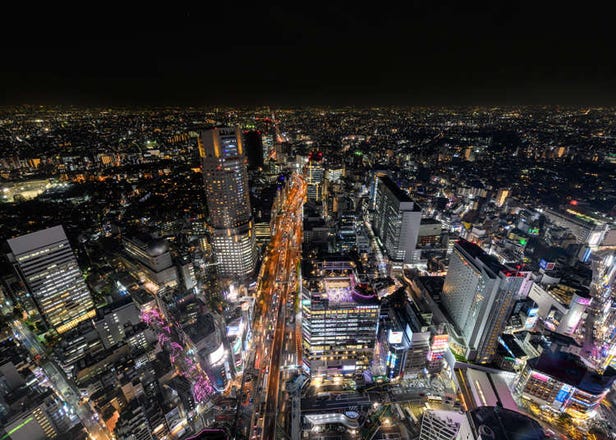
242, 130, 264, 170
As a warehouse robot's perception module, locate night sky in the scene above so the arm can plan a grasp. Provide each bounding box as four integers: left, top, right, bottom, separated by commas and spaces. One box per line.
1, 3, 615, 106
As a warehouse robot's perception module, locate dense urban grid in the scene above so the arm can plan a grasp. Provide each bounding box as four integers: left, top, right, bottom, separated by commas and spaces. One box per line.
0, 106, 615, 440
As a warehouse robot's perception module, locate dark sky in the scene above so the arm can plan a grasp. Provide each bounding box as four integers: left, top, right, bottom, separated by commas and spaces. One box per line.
1, 3, 615, 106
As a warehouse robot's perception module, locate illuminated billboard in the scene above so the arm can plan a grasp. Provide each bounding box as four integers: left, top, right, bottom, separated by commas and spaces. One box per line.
209, 343, 225, 365
388, 330, 404, 345
539, 259, 555, 271
588, 232, 602, 246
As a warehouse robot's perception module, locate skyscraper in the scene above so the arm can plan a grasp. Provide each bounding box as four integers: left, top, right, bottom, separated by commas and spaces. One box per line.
6, 225, 95, 335
242, 130, 264, 170
441, 239, 527, 363
372, 176, 422, 264
199, 127, 257, 279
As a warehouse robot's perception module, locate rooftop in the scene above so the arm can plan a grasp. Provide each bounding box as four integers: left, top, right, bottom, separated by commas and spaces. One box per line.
379, 175, 414, 205
528, 350, 616, 395
468, 406, 545, 440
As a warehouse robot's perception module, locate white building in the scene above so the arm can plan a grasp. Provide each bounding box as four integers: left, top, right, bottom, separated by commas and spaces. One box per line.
372, 176, 422, 264
441, 239, 527, 363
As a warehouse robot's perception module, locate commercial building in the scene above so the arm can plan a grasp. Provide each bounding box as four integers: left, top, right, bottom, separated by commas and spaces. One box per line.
301, 260, 380, 376
441, 239, 527, 363
419, 410, 471, 440
122, 234, 178, 290
6, 225, 95, 335
379, 287, 432, 379
542, 208, 607, 246
199, 127, 257, 279
184, 313, 235, 391
372, 176, 422, 264
514, 349, 616, 419
466, 406, 545, 439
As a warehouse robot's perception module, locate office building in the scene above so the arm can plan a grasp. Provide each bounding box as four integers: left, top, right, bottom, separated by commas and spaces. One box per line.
3, 394, 74, 440
6, 225, 95, 335
306, 155, 325, 202
542, 208, 607, 245
441, 239, 527, 363
199, 127, 257, 279
301, 260, 380, 376
372, 176, 422, 264
466, 406, 545, 439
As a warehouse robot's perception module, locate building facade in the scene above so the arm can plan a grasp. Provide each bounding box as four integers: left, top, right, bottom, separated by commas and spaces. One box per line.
302, 260, 380, 376
372, 176, 422, 264
441, 239, 527, 363
6, 225, 95, 335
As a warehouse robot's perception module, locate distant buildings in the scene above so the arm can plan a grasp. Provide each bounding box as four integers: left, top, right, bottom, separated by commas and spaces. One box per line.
6, 225, 95, 335
199, 127, 257, 279
372, 176, 422, 264
441, 239, 527, 363
301, 260, 380, 376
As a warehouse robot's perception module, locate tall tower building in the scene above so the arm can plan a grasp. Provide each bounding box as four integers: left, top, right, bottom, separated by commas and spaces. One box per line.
6, 225, 95, 335
372, 176, 422, 264
199, 127, 257, 279
441, 239, 526, 363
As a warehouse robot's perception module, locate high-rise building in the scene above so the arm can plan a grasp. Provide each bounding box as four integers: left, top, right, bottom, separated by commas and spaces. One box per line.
242, 130, 264, 170
6, 225, 95, 335
306, 155, 325, 202
301, 260, 380, 376
199, 127, 257, 279
372, 176, 422, 264
441, 239, 527, 363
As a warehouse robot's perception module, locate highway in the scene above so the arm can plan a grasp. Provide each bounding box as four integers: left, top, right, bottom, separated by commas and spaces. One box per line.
252, 173, 306, 440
